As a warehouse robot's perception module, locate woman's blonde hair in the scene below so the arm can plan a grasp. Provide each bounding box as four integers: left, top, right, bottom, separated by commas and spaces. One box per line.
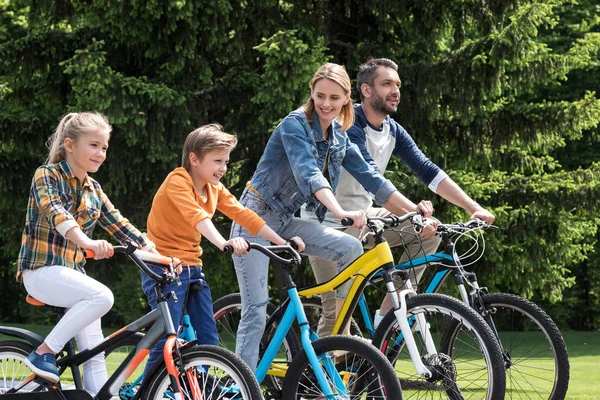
46, 112, 112, 164
303, 63, 354, 132
181, 124, 238, 170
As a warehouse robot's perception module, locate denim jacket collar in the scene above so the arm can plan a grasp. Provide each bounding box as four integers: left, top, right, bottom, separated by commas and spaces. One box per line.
309, 110, 342, 148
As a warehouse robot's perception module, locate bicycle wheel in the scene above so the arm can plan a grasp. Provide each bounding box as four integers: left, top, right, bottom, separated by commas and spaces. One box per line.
282, 335, 402, 399
0, 340, 41, 394
372, 293, 506, 400
142, 344, 263, 400
446, 292, 569, 400
213, 293, 301, 397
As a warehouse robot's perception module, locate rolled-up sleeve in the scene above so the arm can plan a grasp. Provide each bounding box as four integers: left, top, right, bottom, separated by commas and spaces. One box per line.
342, 141, 397, 205
280, 117, 331, 197
33, 167, 76, 231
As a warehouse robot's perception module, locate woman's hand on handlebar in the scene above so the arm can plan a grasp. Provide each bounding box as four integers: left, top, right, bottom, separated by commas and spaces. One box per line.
415, 200, 434, 218
222, 237, 250, 255
288, 236, 305, 252
339, 210, 366, 229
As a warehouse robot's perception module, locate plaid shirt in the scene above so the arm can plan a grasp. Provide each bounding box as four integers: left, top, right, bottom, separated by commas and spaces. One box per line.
17, 160, 149, 280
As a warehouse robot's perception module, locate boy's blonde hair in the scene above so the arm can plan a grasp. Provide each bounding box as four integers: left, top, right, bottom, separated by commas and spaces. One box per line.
303, 63, 355, 132
46, 112, 112, 164
181, 124, 238, 170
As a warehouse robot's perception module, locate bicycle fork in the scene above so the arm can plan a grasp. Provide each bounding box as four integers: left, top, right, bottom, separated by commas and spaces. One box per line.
385, 274, 436, 378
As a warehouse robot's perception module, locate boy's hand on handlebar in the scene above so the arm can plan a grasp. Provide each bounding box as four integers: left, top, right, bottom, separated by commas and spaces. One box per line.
415, 200, 434, 218
339, 210, 366, 229
223, 237, 250, 255
288, 236, 305, 252
470, 208, 495, 225
87, 240, 113, 259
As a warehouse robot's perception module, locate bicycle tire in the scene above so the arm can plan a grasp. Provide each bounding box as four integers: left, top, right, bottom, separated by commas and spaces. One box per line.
142, 344, 263, 400
444, 292, 569, 400
372, 293, 506, 400
0, 340, 40, 394
213, 293, 302, 397
282, 335, 403, 399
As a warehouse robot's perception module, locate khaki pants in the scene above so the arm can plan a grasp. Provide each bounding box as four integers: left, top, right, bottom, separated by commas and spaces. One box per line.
309, 207, 441, 337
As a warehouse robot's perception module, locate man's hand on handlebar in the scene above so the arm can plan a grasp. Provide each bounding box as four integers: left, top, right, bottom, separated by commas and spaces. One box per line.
470, 208, 495, 225
419, 218, 439, 238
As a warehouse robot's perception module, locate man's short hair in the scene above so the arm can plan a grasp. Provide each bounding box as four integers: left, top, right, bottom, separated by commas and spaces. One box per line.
356, 58, 399, 100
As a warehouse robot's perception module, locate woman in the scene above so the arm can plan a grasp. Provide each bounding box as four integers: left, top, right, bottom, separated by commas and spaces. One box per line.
230, 63, 431, 369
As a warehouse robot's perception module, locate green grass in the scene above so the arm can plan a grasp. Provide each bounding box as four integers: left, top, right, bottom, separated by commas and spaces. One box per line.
1, 323, 599, 398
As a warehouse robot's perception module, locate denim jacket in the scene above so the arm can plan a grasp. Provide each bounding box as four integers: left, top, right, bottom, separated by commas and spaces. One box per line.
250, 108, 396, 221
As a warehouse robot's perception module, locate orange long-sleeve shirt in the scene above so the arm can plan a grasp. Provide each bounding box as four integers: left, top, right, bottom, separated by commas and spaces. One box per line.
147, 168, 265, 266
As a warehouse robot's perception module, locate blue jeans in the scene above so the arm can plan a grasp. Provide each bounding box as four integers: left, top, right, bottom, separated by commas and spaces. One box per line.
141, 264, 218, 375
230, 189, 363, 370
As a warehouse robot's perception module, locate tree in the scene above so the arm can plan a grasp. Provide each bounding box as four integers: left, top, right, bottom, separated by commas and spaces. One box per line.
1, 0, 598, 328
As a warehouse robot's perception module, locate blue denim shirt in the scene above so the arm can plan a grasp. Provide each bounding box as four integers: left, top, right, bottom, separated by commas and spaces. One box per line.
250, 108, 396, 221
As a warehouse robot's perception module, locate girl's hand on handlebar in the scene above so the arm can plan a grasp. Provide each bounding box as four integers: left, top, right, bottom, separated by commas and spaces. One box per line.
223, 237, 250, 255
86, 239, 113, 259
288, 236, 305, 252
416, 200, 434, 218
339, 210, 366, 229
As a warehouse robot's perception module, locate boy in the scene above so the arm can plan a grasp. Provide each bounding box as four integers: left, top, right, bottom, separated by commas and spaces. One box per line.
141, 124, 304, 372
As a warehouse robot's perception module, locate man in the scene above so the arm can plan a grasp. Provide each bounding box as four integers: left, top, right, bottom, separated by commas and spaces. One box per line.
303, 58, 495, 337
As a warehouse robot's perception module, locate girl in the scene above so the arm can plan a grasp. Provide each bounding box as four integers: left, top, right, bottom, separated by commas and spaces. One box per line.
17, 112, 161, 393
230, 63, 432, 370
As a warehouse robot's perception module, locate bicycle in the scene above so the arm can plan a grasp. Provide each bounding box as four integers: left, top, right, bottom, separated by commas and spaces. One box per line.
371, 218, 569, 400
311, 217, 569, 400
0, 243, 262, 400
224, 241, 403, 399
214, 212, 507, 400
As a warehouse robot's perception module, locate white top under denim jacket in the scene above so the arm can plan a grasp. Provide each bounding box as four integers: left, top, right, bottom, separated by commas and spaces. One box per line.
249, 108, 396, 222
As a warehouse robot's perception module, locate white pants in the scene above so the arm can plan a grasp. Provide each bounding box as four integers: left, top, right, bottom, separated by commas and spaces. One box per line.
22, 266, 114, 394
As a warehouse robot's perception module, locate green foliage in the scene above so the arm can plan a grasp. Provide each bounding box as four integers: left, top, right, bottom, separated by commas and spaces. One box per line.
0, 0, 599, 330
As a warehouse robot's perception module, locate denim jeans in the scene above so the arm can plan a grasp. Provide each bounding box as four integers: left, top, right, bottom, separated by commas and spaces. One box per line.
140, 264, 218, 375
230, 189, 364, 370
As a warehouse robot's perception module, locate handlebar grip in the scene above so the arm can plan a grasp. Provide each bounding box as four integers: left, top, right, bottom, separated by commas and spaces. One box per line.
341, 218, 354, 227
223, 245, 234, 253
83, 247, 114, 258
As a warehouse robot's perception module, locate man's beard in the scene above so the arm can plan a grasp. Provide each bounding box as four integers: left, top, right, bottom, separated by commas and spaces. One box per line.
371, 89, 398, 115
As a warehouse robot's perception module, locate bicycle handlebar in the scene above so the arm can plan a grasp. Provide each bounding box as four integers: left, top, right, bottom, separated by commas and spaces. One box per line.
223, 241, 301, 266
84, 244, 178, 284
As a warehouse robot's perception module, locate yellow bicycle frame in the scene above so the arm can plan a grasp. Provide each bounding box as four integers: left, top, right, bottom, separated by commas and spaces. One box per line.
297, 241, 396, 335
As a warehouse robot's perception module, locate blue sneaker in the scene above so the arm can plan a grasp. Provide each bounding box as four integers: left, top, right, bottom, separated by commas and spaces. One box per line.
24, 351, 59, 382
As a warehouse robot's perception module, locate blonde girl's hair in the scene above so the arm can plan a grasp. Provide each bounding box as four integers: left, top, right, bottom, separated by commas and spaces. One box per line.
303, 63, 355, 132
181, 123, 238, 170
46, 112, 112, 164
